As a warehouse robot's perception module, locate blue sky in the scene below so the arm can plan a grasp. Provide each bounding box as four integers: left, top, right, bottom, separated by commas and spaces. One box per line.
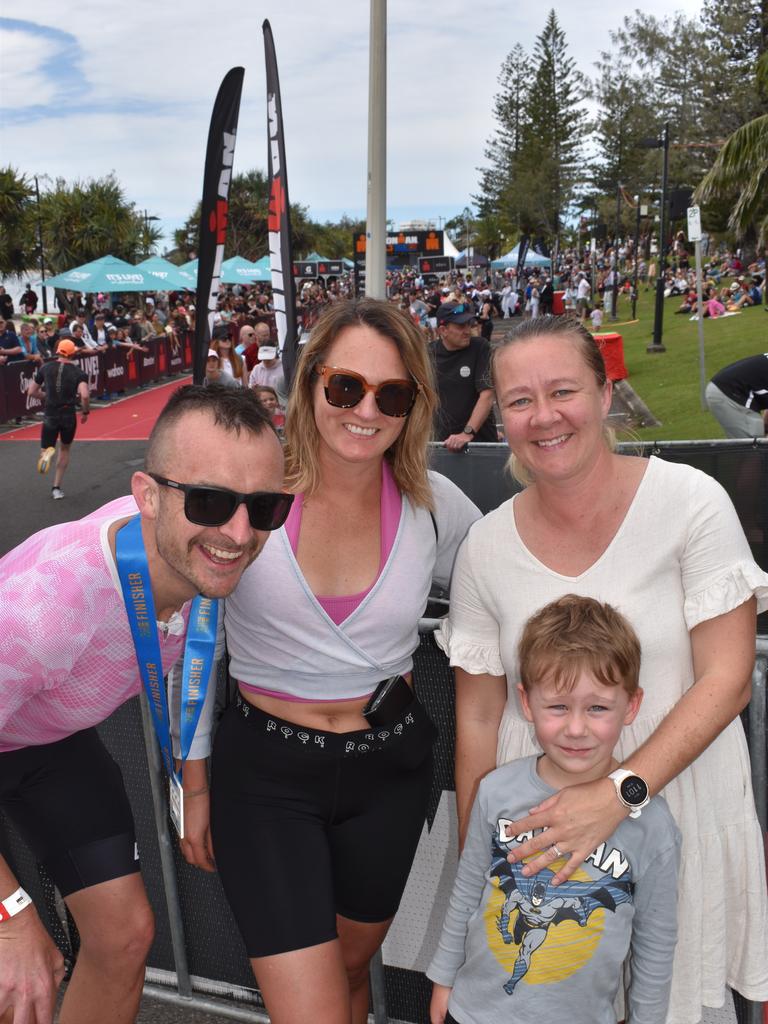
1, 1, 701, 252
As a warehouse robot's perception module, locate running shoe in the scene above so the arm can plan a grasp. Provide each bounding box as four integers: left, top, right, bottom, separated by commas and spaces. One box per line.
37, 447, 56, 474
51, 487, 64, 500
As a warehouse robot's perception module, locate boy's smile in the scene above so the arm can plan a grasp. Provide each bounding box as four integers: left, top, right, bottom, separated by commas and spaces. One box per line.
518, 672, 643, 791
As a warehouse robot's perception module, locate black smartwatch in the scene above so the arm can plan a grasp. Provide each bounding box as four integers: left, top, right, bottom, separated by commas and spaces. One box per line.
462, 424, 476, 436
608, 769, 650, 818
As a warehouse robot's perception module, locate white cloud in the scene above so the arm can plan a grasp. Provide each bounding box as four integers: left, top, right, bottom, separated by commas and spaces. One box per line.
0, 28, 61, 108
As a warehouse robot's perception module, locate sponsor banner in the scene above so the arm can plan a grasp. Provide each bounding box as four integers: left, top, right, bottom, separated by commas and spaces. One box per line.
165, 334, 185, 375
292, 262, 317, 278
418, 256, 454, 274
264, 20, 299, 389
354, 230, 445, 256
103, 349, 129, 393
139, 338, 162, 385
193, 67, 245, 385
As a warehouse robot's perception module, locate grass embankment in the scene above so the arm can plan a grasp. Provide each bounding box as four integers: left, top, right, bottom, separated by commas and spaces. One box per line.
605, 283, 767, 440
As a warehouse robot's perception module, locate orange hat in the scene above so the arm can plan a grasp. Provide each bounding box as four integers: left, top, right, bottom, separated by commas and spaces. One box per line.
57, 339, 77, 357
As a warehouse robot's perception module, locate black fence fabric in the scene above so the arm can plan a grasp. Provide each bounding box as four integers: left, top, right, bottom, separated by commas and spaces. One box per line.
2, 441, 766, 1022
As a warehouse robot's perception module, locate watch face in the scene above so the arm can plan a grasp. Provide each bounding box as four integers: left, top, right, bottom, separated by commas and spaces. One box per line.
620, 775, 648, 806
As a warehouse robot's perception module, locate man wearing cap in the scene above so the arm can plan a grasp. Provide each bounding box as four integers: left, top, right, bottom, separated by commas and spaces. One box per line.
248, 342, 287, 408
28, 338, 90, 498
0, 385, 289, 1024
429, 301, 496, 450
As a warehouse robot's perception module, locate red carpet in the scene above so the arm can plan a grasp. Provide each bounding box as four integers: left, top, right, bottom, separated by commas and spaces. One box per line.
0, 377, 191, 443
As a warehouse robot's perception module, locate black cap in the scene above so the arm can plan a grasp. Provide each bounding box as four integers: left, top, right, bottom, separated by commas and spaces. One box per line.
436, 301, 476, 325
211, 324, 230, 340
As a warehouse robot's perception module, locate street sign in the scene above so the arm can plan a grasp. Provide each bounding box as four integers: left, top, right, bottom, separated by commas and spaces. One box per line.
687, 206, 702, 242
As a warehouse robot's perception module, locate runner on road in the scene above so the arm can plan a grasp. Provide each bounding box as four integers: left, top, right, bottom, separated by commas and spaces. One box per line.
29, 338, 90, 500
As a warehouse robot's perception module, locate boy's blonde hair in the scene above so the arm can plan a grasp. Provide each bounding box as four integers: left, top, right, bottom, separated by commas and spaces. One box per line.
518, 594, 640, 695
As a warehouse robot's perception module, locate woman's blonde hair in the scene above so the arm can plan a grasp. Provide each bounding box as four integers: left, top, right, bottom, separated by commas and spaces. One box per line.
284, 298, 437, 508
491, 315, 616, 486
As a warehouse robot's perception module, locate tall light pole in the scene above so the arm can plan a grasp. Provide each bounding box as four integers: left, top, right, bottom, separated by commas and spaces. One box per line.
463, 206, 472, 273
143, 211, 160, 259
642, 122, 670, 354
365, 0, 387, 298
34, 175, 47, 313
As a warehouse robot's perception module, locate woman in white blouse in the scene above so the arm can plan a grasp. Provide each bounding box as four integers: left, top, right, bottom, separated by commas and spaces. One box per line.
439, 315, 768, 1021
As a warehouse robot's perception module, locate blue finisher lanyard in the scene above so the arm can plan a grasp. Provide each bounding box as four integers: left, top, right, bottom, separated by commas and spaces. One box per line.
115, 515, 218, 799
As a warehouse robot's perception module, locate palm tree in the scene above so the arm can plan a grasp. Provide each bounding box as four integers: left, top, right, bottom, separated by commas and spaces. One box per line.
694, 55, 768, 246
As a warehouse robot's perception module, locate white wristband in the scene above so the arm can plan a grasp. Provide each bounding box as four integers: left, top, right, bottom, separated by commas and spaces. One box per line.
0, 887, 33, 922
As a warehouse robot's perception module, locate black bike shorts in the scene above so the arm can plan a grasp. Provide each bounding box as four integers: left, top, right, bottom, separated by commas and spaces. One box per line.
41, 408, 77, 448
0, 728, 140, 897
210, 693, 436, 958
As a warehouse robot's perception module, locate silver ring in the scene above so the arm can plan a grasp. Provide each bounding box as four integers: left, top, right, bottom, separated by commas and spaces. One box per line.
551, 843, 563, 858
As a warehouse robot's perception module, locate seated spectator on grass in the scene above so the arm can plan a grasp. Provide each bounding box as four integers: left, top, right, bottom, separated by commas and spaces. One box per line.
675, 289, 699, 314
705, 288, 726, 318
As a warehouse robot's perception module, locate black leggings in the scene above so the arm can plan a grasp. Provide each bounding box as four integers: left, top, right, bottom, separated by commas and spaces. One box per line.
211, 694, 436, 957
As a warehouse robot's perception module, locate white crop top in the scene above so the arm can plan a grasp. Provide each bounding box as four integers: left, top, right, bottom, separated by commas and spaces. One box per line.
225, 471, 480, 700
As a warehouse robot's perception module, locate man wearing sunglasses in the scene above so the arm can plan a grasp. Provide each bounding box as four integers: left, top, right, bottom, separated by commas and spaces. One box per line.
430, 301, 497, 451
0, 385, 289, 1024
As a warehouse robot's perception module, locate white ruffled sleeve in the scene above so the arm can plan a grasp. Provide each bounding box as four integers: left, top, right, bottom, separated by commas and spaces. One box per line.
435, 526, 505, 677
681, 468, 768, 630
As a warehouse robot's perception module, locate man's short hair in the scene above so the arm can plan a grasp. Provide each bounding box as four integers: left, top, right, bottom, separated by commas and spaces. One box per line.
145, 383, 274, 474
518, 595, 641, 695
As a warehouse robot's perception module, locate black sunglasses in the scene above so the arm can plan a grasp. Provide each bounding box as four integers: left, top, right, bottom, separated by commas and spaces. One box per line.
317, 365, 420, 418
149, 474, 294, 531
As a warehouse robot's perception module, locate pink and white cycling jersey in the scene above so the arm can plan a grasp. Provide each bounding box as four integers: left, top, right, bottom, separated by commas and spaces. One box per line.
0, 496, 209, 754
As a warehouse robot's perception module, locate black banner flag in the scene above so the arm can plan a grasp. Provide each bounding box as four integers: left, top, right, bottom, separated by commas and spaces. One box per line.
516, 235, 530, 279
263, 20, 299, 390
193, 67, 244, 385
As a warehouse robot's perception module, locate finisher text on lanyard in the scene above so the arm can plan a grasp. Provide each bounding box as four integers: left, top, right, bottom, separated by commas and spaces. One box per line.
116, 515, 218, 838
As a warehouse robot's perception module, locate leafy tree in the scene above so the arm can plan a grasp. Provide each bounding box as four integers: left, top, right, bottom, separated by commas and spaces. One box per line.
174, 170, 315, 263
36, 175, 156, 272
0, 167, 35, 275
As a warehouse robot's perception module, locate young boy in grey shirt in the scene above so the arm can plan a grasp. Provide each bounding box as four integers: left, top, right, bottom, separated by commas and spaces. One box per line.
428, 595, 681, 1024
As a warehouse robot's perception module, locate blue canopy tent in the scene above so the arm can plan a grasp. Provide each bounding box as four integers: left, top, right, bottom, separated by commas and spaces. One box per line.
221, 256, 270, 283
41, 255, 158, 292
491, 246, 551, 270
135, 257, 195, 290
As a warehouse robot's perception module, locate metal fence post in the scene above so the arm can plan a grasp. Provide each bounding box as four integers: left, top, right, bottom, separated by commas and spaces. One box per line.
138, 692, 193, 998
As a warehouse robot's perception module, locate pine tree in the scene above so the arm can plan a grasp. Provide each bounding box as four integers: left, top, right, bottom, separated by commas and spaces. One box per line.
526, 10, 589, 241
474, 43, 532, 223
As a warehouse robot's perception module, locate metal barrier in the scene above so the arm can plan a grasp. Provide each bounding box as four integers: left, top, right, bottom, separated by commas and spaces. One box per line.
2, 440, 767, 1022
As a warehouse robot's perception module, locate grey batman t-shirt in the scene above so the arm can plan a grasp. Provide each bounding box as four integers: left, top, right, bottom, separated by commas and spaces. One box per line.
427, 756, 681, 1024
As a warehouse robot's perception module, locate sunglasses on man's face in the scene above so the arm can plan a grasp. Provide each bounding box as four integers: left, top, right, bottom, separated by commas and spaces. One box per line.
316, 365, 420, 418
149, 474, 294, 531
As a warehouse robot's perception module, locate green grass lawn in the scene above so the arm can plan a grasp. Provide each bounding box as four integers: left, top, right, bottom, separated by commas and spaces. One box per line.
604, 283, 767, 440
